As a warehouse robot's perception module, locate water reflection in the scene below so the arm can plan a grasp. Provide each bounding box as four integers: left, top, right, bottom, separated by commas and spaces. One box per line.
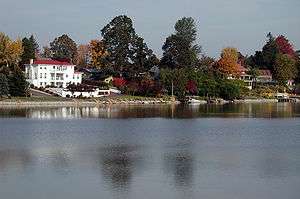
0, 149, 33, 172
99, 145, 143, 191
164, 152, 194, 187
0, 103, 299, 119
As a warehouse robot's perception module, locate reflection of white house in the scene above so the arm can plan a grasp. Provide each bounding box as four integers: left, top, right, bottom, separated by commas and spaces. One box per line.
25, 59, 82, 88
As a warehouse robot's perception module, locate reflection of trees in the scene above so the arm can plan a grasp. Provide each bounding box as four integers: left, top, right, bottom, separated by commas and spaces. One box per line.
164, 151, 194, 187
0, 149, 32, 172
50, 151, 71, 174
0, 103, 298, 119
98, 145, 143, 190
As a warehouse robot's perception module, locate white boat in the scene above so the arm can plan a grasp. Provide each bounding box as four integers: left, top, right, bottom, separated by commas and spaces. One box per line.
187, 97, 207, 105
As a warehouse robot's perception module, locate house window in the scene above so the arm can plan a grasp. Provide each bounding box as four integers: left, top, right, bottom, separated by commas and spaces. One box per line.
44, 73, 47, 78
40, 73, 42, 78
44, 67, 46, 70
40, 67, 42, 70
77, 76, 79, 79
66, 74, 68, 78
40, 82, 43, 86
34, 73, 37, 79
53, 66, 55, 69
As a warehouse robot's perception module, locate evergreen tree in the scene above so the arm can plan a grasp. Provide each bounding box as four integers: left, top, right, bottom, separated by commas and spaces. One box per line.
50, 34, 77, 63
8, 66, 29, 97
101, 15, 136, 71
160, 17, 201, 69
20, 35, 39, 66
261, 32, 279, 70
101, 15, 157, 77
0, 73, 9, 97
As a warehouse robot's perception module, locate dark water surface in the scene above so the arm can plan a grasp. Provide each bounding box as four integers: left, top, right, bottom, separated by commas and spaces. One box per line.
0, 103, 300, 199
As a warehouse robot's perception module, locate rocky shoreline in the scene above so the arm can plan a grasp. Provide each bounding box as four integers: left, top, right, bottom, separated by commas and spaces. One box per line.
0, 98, 179, 107
0, 97, 293, 107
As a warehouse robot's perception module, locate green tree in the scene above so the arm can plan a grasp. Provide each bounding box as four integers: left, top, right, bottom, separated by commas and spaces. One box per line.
50, 34, 77, 63
101, 15, 157, 77
160, 17, 201, 69
20, 35, 39, 66
219, 80, 243, 100
273, 54, 297, 85
8, 66, 29, 97
101, 15, 136, 72
262, 32, 279, 70
0, 73, 9, 97
160, 68, 188, 100
131, 36, 159, 74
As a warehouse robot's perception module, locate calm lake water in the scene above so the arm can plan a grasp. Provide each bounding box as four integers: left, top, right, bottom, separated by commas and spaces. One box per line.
0, 103, 300, 199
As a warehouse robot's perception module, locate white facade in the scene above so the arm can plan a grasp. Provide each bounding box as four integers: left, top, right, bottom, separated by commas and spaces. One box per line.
47, 88, 121, 98
25, 59, 82, 88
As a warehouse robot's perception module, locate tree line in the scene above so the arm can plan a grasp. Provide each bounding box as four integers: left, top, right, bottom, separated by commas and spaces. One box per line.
1, 15, 300, 98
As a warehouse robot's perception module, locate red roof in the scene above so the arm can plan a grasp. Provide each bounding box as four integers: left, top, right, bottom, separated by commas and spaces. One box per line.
237, 63, 248, 73
33, 59, 73, 66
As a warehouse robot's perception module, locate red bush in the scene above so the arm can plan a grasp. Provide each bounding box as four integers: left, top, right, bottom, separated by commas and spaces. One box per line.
113, 77, 126, 88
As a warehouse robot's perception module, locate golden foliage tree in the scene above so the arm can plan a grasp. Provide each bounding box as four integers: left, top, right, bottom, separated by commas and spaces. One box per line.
0, 32, 23, 67
215, 47, 239, 75
89, 40, 108, 68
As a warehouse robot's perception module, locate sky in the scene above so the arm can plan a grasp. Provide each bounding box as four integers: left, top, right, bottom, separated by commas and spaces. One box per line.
0, 0, 299, 58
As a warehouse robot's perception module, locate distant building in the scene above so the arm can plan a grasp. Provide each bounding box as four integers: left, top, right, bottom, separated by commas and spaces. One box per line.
25, 59, 83, 88
236, 64, 253, 90
228, 63, 253, 90
256, 70, 273, 83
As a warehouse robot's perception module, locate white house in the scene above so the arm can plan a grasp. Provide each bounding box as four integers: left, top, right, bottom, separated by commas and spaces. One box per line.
25, 59, 82, 88
47, 87, 121, 98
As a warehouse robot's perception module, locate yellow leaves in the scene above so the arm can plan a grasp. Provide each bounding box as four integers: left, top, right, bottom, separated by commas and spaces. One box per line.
89, 39, 108, 68
0, 32, 23, 66
216, 47, 239, 75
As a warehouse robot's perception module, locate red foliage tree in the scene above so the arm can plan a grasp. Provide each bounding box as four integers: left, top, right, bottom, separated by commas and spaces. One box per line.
112, 77, 126, 88
186, 80, 198, 95
275, 35, 296, 58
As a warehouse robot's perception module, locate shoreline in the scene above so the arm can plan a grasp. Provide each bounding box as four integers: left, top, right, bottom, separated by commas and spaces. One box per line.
0, 98, 292, 107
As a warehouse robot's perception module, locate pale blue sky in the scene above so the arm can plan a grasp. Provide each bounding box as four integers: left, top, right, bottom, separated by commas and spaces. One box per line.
0, 0, 299, 57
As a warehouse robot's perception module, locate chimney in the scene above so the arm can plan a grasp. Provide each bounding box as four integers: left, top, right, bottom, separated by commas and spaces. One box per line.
30, 59, 34, 65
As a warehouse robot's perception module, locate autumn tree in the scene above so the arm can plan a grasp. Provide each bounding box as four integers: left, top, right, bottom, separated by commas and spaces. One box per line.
20, 35, 39, 66
76, 44, 90, 67
0, 32, 23, 67
50, 34, 77, 63
89, 40, 108, 68
275, 35, 296, 58
215, 47, 239, 75
160, 17, 201, 69
273, 54, 297, 85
